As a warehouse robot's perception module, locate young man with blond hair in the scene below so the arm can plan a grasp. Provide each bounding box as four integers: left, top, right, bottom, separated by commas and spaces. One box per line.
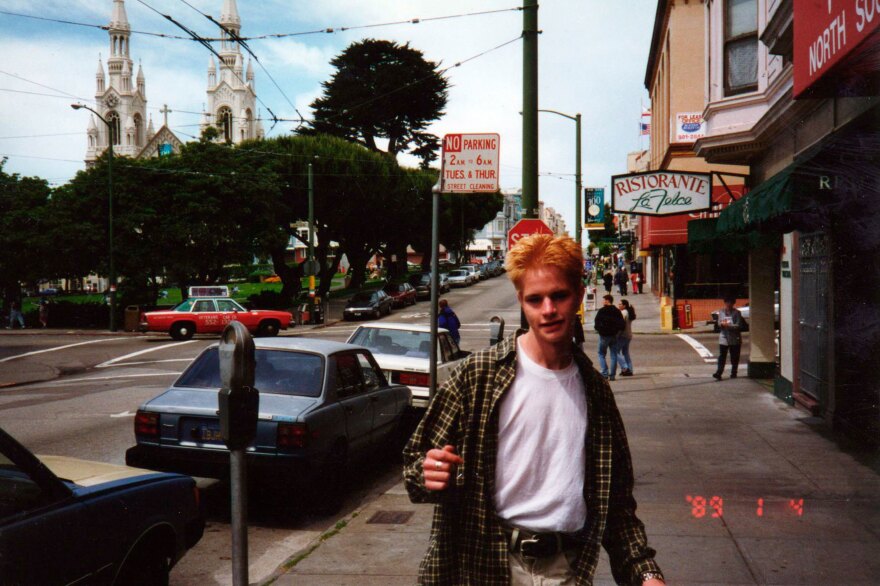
404, 234, 663, 585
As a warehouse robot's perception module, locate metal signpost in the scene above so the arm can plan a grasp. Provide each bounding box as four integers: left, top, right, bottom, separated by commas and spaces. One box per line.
218, 322, 258, 586
431, 133, 501, 398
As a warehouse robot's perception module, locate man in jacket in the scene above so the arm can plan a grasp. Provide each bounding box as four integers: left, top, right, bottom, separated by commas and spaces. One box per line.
404, 234, 663, 586
438, 298, 461, 345
594, 294, 626, 381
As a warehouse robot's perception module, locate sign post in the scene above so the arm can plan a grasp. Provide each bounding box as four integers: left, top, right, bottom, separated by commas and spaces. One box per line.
433, 133, 501, 397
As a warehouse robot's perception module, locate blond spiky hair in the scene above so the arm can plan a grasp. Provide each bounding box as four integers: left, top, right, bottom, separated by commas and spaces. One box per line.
505, 234, 584, 292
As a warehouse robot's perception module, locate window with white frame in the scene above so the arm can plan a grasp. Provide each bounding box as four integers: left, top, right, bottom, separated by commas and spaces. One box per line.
724, 0, 758, 95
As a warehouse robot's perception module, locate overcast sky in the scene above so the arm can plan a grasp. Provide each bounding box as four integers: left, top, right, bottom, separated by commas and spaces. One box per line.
0, 0, 655, 234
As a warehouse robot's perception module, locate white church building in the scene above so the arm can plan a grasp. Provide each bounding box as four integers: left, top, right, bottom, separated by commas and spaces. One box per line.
83, 0, 263, 165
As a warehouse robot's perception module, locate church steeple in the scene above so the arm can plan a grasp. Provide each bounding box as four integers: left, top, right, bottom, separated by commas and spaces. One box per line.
137, 61, 145, 95
96, 57, 105, 93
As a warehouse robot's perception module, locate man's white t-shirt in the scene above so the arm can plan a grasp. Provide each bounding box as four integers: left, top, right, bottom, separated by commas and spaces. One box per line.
494, 338, 588, 533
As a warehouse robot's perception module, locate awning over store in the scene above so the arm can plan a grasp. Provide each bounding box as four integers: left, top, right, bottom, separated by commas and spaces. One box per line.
688, 217, 781, 254
717, 166, 795, 233
466, 239, 493, 251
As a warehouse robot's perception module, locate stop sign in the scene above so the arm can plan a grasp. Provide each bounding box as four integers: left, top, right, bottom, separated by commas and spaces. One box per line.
508, 219, 553, 251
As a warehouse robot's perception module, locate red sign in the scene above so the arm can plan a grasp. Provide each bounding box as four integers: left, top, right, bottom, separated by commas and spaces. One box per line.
794, 0, 880, 97
508, 219, 553, 251
441, 133, 500, 193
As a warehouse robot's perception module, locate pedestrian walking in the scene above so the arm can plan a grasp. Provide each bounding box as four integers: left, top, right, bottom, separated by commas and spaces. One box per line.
630, 271, 639, 294
637, 271, 644, 294
403, 234, 664, 586
603, 269, 613, 294
437, 298, 461, 345
617, 299, 636, 376
7, 301, 25, 329
713, 295, 744, 380
38, 298, 49, 328
594, 294, 626, 380
615, 268, 629, 296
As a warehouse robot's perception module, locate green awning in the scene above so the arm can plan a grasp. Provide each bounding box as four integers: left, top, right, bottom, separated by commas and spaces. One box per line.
688, 217, 782, 254
717, 166, 796, 234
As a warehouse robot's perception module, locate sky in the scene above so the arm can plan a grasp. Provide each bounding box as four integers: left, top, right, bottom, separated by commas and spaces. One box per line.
0, 0, 656, 236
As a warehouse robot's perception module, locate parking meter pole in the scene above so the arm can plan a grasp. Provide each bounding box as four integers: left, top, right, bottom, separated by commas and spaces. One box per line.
230, 449, 248, 586
217, 322, 257, 586
429, 184, 440, 400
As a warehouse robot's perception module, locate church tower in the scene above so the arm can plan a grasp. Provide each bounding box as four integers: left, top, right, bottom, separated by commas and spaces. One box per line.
85, 0, 149, 165
203, 0, 263, 143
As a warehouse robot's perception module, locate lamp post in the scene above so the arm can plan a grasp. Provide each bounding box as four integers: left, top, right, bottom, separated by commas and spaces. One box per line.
538, 109, 582, 247
71, 103, 116, 331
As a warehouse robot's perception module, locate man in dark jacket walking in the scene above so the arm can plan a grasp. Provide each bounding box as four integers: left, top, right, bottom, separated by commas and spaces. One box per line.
594, 294, 625, 380
437, 299, 461, 345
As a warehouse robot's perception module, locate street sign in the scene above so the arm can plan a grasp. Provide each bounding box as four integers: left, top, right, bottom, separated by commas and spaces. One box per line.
508, 218, 553, 251
441, 133, 500, 193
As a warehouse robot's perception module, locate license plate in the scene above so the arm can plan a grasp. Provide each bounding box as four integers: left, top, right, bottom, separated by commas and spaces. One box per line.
199, 425, 223, 442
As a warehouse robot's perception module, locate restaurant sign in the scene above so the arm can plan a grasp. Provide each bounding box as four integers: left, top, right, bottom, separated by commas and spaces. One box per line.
611, 170, 712, 216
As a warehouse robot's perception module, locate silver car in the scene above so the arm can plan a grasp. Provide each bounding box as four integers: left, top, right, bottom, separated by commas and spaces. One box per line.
126, 338, 411, 499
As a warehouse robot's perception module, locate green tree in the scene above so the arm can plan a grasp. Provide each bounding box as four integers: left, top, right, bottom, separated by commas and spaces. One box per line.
308, 39, 449, 167
0, 158, 52, 301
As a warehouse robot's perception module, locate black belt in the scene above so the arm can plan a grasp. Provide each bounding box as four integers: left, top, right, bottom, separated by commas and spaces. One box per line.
502, 525, 582, 559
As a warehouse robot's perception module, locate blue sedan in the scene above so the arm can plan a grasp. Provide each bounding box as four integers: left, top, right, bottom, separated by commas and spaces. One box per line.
125, 338, 412, 501
0, 427, 203, 585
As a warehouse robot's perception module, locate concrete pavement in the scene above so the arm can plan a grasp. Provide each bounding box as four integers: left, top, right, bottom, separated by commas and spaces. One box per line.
262, 291, 880, 585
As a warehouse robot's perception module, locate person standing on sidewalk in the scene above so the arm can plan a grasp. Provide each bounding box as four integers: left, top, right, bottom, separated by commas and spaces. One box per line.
594, 294, 625, 381
404, 234, 664, 586
713, 295, 744, 380
617, 299, 636, 376
603, 269, 613, 294
437, 298, 461, 345
7, 301, 25, 329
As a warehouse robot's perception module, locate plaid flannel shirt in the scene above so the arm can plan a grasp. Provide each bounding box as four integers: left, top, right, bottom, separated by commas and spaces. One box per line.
403, 330, 662, 585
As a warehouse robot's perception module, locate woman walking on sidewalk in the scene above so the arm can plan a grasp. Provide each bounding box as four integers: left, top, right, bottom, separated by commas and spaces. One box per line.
618, 299, 636, 376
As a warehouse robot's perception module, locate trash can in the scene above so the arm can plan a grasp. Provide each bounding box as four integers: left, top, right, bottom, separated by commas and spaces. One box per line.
124, 305, 141, 332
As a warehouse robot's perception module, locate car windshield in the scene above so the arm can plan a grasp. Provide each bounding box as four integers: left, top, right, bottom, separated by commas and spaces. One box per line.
351, 292, 376, 303
174, 299, 195, 312
450, 270, 467, 277
349, 327, 432, 358
176, 348, 324, 397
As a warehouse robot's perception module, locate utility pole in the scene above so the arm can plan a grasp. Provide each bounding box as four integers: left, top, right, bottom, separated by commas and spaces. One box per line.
575, 113, 582, 247
522, 0, 539, 219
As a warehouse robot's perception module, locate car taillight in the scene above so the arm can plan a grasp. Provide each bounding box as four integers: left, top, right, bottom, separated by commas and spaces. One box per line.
135, 410, 159, 438
277, 422, 309, 448
394, 371, 430, 387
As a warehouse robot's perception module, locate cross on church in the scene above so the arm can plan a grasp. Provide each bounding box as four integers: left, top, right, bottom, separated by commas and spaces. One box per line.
160, 104, 172, 127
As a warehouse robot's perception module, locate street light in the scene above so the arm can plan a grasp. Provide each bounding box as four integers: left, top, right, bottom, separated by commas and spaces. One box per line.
537, 109, 582, 247
71, 103, 116, 331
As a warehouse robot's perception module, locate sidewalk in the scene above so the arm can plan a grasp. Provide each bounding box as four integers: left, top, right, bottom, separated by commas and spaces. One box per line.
263, 292, 880, 585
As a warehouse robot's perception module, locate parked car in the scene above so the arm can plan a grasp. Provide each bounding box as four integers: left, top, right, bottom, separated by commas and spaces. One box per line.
126, 338, 411, 498
438, 273, 451, 293
708, 292, 780, 331
447, 269, 472, 287
477, 263, 492, 279
0, 426, 203, 585
347, 323, 470, 408
140, 296, 293, 341
343, 289, 394, 320
383, 282, 417, 308
459, 264, 482, 282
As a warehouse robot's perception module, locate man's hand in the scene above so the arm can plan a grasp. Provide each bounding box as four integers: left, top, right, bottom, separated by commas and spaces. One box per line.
422, 445, 463, 491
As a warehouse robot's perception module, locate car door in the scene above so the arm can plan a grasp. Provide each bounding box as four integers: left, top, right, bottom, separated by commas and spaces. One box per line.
216, 298, 241, 328
437, 333, 462, 386
333, 353, 373, 454
192, 299, 219, 332
355, 352, 398, 444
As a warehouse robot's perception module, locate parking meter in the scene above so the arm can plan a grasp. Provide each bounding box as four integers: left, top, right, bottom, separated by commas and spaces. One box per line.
218, 321, 258, 450
489, 316, 505, 346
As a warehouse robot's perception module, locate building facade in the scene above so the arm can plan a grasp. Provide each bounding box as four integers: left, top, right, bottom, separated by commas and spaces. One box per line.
642, 0, 750, 325
470, 189, 523, 260
694, 0, 879, 444
83, 0, 260, 165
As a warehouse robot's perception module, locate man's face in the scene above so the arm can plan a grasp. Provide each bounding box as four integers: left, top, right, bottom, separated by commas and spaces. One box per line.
604, 298, 612, 307
518, 266, 585, 348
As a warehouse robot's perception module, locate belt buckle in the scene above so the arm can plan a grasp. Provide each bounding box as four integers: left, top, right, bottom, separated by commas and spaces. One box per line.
519, 535, 542, 559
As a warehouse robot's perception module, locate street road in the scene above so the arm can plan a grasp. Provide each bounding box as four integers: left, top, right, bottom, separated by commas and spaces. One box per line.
0, 276, 736, 584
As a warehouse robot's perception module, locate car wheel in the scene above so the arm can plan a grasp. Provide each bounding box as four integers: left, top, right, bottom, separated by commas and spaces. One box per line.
374, 308, 381, 319
117, 541, 171, 586
258, 320, 280, 337
170, 322, 194, 341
